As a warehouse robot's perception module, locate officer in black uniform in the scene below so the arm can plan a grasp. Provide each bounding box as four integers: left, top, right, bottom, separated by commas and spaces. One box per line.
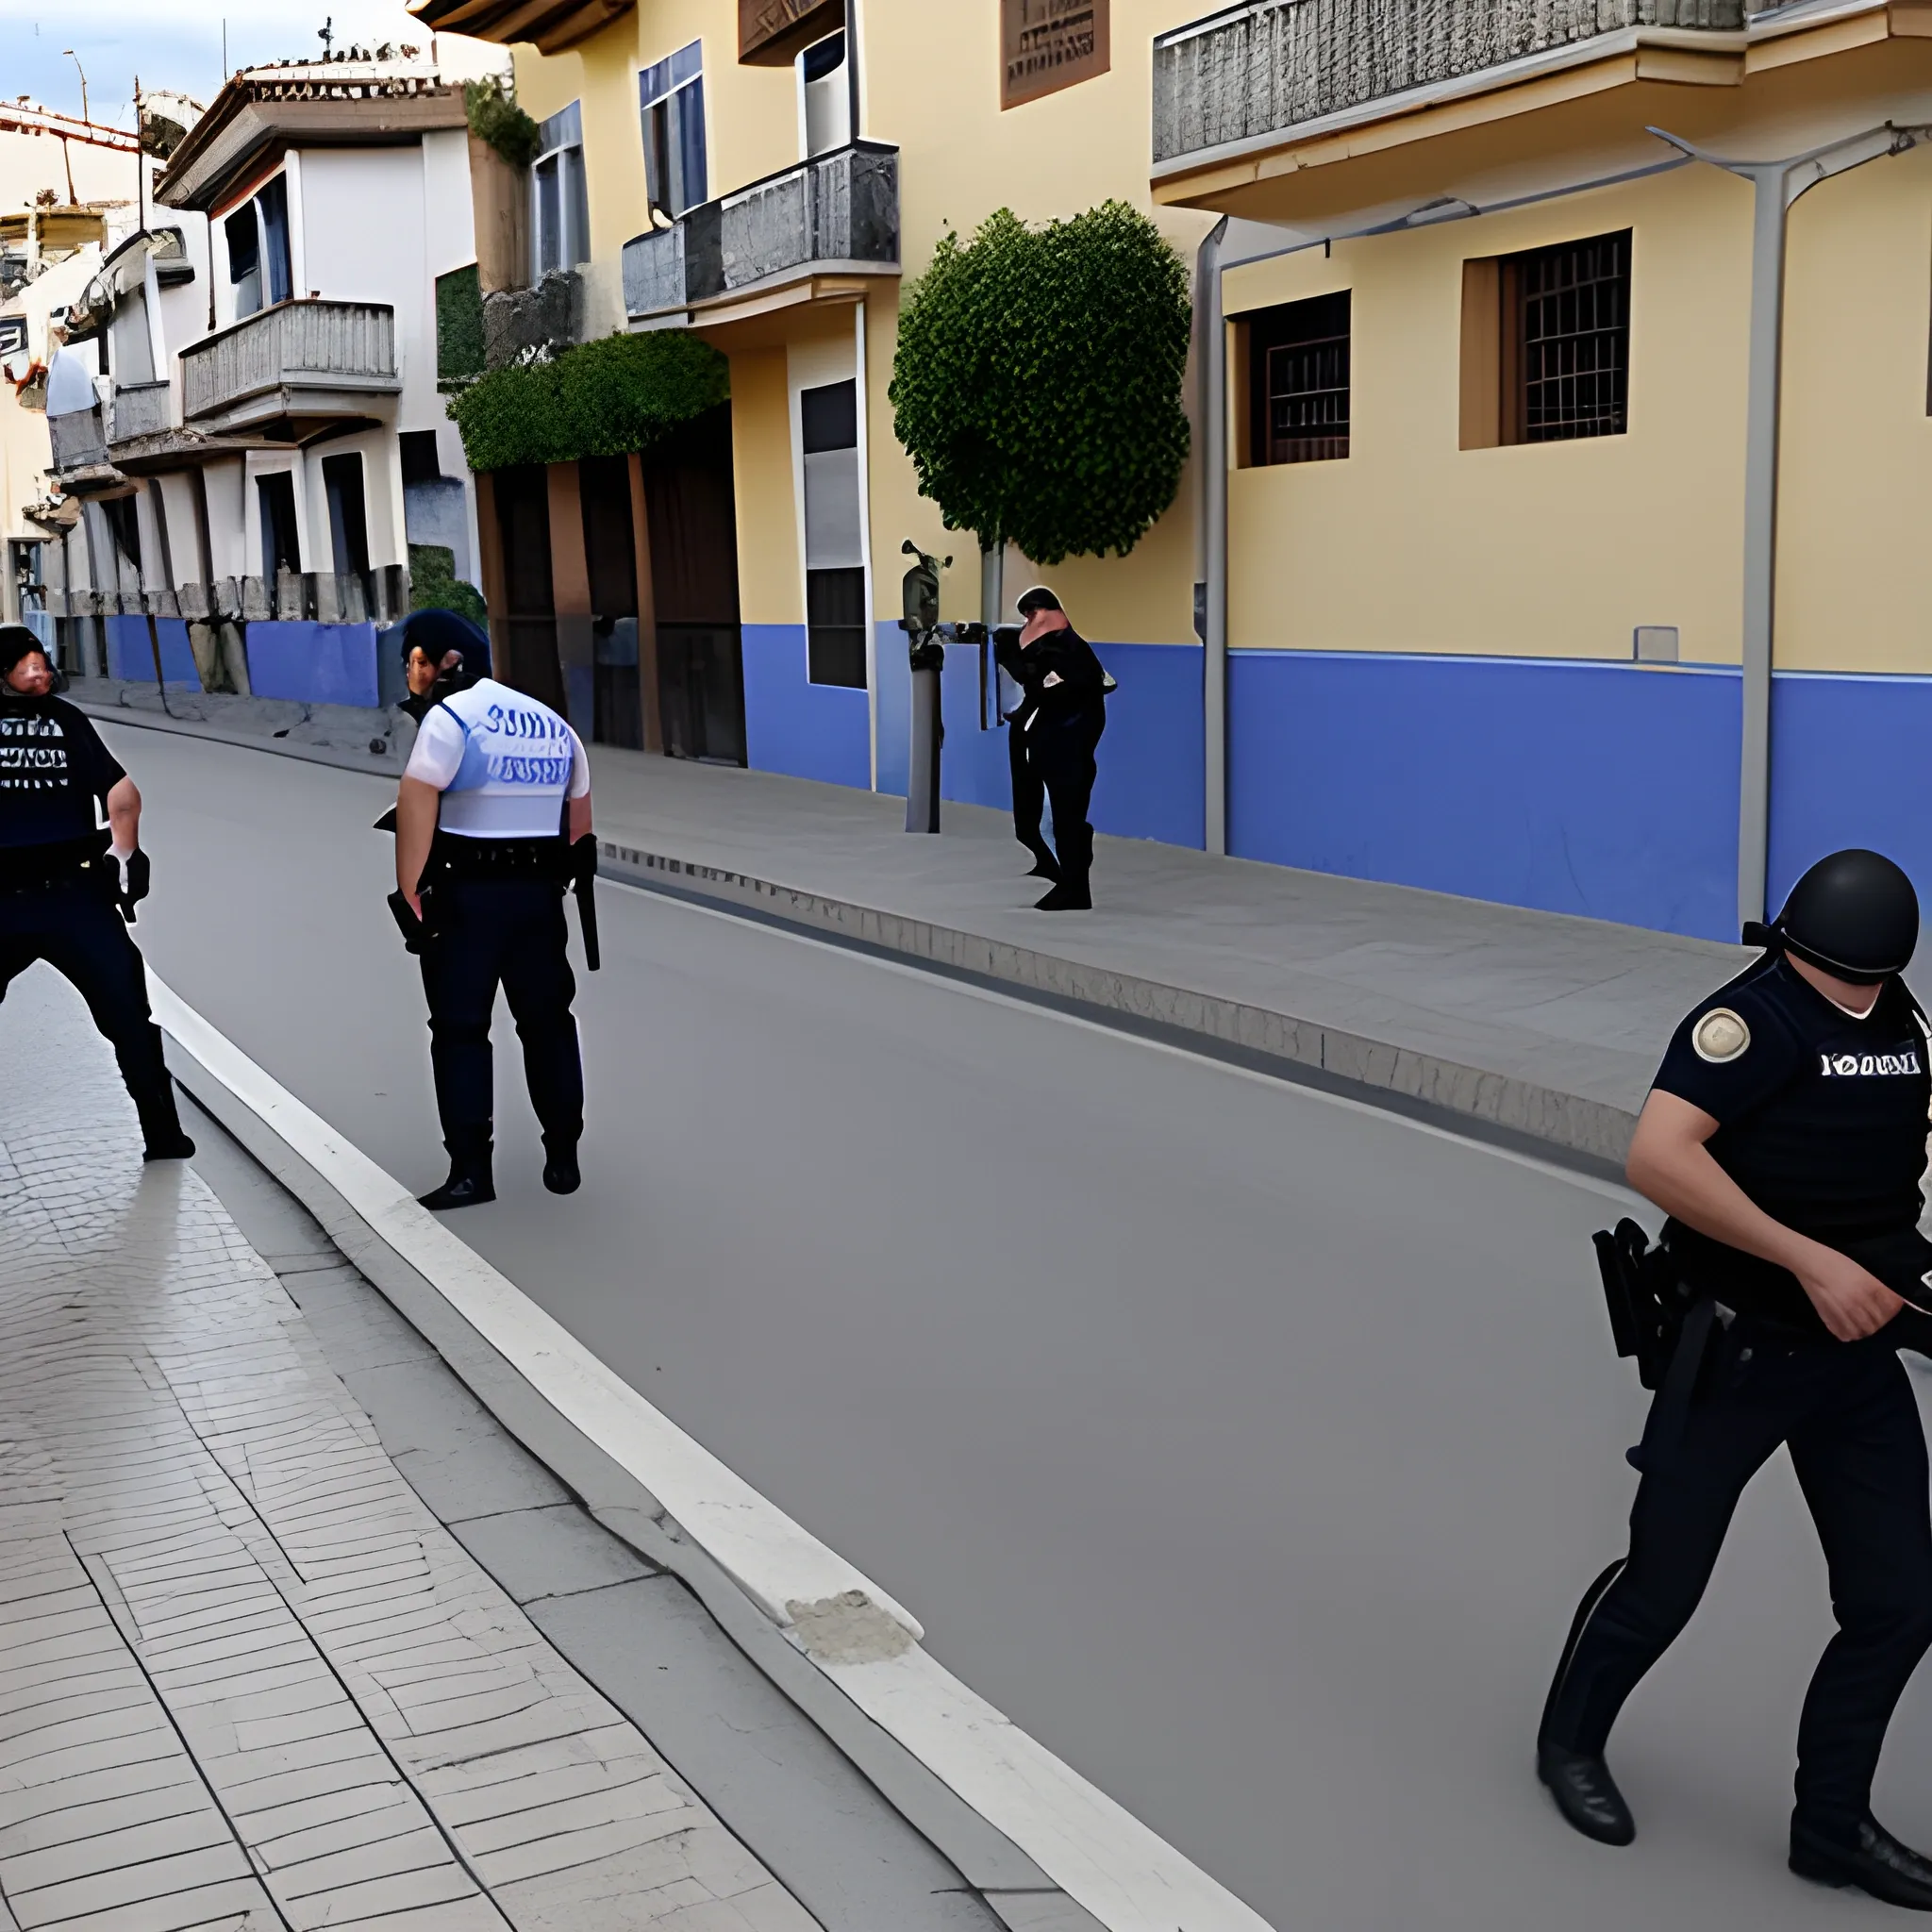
1538, 848, 1932, 1909
391, 636, 594, 1211
0, 626, 192, 1159
995, 586, 1109, 910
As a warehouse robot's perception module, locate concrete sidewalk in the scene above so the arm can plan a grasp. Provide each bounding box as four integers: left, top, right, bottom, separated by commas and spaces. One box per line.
75, 691, 1756, 1170
0, 974, 1005, 1932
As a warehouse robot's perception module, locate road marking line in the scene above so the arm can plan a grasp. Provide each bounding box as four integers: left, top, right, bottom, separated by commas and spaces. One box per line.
147, 970, 1278, 1932
610, 875, 1643, 1207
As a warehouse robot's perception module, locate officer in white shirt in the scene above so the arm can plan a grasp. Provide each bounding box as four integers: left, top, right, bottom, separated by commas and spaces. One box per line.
392, 641, 593, 1209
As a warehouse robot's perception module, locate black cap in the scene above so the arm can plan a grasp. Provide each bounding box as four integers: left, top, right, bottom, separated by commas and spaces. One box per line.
391, 607, 490, 677
0, 625, 48, 679
1770, 848, 1919, 981
1015, 584, 1062, 617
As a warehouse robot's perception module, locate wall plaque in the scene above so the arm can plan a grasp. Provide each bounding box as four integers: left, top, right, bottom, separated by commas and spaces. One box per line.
1002, 0, 1109, 109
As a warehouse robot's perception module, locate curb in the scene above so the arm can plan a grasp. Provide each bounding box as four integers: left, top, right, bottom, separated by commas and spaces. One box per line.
151, 971, 1275, 1932
597, 841, 1642, 1178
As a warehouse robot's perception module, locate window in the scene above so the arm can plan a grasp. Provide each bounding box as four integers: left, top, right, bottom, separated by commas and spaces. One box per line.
640, 43, 706, 221
800, 376, 866, 689
1243, 291, 1350, 466
399, 431, 442, 488
257, 472, 301, 580
321, 454, 370, 578
800, 32, 849, 158
1461, 229, 1630, 448
225, 174, 292, 321
532, 103, 591, 277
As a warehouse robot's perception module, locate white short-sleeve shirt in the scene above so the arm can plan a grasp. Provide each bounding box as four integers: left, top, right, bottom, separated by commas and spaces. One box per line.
404, 677, 590, 839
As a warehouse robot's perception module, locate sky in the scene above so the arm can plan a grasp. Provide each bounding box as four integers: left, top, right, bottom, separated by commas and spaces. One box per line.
0, 1, 506, 128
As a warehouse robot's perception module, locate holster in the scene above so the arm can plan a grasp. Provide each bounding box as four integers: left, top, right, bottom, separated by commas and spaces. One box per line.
1591, 1218, 1693, 1391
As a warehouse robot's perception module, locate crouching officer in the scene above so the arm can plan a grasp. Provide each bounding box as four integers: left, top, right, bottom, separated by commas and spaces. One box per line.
0, 626, 192, 1159
391, 631, 595, 1209
1539, 848, 1932, 1909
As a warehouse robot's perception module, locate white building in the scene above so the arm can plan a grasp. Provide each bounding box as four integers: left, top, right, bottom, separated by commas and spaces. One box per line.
42, 57, 493, 708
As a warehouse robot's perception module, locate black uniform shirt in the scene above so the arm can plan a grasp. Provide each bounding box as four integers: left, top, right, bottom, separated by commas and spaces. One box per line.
0, 695, 125, 849
1653, 953, 1931, 1330
996, 625, 1108, 724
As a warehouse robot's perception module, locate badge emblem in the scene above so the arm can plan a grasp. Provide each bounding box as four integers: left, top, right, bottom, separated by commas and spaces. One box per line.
1693, 1008, 1750, 1063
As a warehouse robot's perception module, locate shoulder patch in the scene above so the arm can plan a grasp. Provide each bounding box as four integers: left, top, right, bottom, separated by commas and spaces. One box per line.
1693, 1008, 1751, 1064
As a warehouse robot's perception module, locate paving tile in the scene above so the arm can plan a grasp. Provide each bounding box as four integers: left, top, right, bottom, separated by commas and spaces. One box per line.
0, 1807, 237, 1894
6, 1841, 256, 1924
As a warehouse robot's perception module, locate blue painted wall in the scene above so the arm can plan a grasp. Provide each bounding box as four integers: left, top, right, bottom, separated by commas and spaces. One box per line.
1226, 651, 1743, 941
105, 615, 199, 689
741, 623, 870, 788
1768, 671, 1932, 924
246, 622, 380, 708
874, 625, 1203, 847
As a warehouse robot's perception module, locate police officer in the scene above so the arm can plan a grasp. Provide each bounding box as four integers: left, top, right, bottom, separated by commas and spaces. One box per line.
391, 608, 475, 726
392, 632, 593, 1209
1538, 848, 1932, 1909
0, 625, 193, 1159
996, 586, 1109, 910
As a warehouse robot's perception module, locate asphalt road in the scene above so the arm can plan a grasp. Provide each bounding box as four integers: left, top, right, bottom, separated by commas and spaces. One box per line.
77, 720, 1932, 1928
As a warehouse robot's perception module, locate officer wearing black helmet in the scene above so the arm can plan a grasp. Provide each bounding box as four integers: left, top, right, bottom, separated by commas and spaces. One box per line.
388, 620, 595, 1211
0, 625, 193, 1159
1539, 848, 1932, 1908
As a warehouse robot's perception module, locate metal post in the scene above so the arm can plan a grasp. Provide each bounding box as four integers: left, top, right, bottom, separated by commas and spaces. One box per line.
906, 662, 941, 832
981, 540, 1004, 728
1649, 123, 1919, 931
1199, 219, 1229, 857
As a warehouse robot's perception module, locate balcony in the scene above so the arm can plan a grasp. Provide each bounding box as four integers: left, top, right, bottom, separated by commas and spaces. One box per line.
108, 380, 173, 444
1153, 0, 1747, 173
181, 300, 399, 434
624, 142, 899, 328
46, 406, 120, 493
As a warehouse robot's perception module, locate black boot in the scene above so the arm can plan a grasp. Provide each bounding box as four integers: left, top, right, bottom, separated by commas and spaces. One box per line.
420, 1152, 494, 1210
541, 1135, 581, 1196
1024, 843, 1060, 881
1034, 879, 1091, 911
137, 1084, 195, 1162
1791, 1814, 1932, 1908
1537, 1744, 1636, 1847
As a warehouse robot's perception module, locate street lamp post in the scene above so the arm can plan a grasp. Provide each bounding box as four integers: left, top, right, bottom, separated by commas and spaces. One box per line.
59, 50, 90, 126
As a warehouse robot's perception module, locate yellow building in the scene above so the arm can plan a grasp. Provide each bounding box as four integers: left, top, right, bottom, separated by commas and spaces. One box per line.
412, 0, 1214, 844
412, 0, 1932, 941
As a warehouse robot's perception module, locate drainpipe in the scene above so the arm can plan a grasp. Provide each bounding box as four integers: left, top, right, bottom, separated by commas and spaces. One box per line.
1198, 216, 1229, 856
1649, 123, 1922, 932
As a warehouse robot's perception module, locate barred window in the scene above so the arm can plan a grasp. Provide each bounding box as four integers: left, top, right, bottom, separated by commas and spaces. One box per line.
1244, 291, 1350, 466
1514, 231, 1630, 441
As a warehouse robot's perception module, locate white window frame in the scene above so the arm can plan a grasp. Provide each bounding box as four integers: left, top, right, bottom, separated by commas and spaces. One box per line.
530, 101, 589, 278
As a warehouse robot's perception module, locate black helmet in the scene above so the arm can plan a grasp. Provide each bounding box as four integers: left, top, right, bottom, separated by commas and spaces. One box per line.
1769, 849, 1919, 981
0, 624, 48, 679
1015, 584, 1062, 617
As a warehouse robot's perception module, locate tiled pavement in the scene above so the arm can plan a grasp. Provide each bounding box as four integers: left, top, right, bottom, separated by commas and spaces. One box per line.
0, 1006, 817, 1931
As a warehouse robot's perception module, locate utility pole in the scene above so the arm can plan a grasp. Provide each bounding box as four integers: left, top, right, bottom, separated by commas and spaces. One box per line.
133, 75, 144, 232
319, 16, 334, 57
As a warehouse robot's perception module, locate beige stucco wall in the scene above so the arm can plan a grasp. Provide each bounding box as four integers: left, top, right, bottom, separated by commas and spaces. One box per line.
1776, 139, 1932, 675
1221, 161, 1756, 665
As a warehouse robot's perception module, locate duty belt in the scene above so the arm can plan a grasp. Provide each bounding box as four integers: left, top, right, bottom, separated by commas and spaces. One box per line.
430, 834, 572, 880
0, 830, 111, 891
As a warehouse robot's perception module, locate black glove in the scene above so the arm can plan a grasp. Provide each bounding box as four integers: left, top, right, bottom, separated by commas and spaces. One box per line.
118, 848, 151, 924
387, 889, 426, 955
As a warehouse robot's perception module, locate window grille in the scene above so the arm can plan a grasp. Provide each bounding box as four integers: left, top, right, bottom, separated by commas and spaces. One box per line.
1244, 290, 1350, 465
1515, 231, 1629, 441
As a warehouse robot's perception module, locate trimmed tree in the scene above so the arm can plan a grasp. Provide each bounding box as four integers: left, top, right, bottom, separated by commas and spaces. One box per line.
890, 201, 1191, 565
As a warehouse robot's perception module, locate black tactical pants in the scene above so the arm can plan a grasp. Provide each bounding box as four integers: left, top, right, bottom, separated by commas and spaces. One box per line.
1008, 714, 1051, 870
1543, 1318, 1932, 1843
420, 876, 582, 1167
1028, 705, 1107, 895
0, 876, 180, 1142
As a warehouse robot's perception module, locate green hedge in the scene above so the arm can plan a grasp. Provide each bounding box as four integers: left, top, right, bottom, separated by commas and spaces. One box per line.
447, 330, 730, 474
408, 544, 488, 629
435, 265, 484, 390
464, 77, 541, 170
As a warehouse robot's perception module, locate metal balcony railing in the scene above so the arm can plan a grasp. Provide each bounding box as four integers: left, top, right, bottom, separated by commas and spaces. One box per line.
108, 380, 172, 443
181, 299, 399, 426
1153, 0, 1748, 164
624, 142, 899, 318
